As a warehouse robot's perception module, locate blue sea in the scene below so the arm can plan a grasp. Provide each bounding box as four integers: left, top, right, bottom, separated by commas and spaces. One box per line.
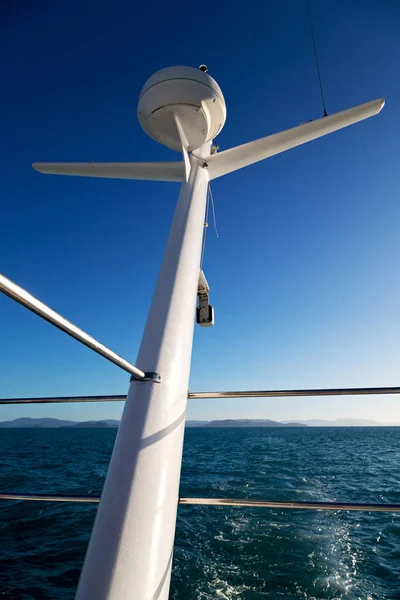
1, 427, 400, 599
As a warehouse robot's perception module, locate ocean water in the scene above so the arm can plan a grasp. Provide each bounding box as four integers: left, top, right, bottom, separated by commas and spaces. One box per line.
0, 427, 400, 599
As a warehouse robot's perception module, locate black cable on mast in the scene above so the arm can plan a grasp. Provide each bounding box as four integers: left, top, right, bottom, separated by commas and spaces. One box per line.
306, 0, 327, 117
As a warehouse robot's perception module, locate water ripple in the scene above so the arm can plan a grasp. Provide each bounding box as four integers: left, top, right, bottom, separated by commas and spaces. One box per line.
0, 427, 400, 598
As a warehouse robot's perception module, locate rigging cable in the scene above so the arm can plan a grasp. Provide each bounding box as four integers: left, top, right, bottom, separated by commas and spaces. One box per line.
209, 184, 219, 239
200, 183, 210, 268
200, 183, 219, 269
306, 0, 328, 117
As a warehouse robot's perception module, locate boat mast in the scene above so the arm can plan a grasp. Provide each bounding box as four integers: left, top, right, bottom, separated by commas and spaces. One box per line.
75, 146, 210, 600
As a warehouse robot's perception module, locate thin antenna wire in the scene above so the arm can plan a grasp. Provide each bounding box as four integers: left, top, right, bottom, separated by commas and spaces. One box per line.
306, 0, 327, 117
209, 184, 219, 239
200, 184, 210, 267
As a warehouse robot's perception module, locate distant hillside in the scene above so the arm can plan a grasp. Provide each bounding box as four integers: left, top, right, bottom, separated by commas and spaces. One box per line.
291, 419, 400, 427
71, 420, 119, 428
1, 417, 396, 429
0, 418, 118, 429
202, 419, 307, 428
0, 417, 306, 429
0, 417, 75, 428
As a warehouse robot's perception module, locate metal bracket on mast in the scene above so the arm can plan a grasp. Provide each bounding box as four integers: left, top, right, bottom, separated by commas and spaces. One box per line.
129, 371, 162, 383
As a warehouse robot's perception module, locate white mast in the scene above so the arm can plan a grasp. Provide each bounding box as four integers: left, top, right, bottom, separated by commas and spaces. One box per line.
33, 65, 384, 600
75, 148, 210, 600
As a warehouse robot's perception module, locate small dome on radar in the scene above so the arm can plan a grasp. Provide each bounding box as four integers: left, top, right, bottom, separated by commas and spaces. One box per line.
137, 66, 226, 153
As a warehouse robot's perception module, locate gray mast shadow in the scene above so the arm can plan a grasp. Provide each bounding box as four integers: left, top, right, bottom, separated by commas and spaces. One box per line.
140, 410, 186, 449
151, 546, 174, 600
80, 411, 186, 598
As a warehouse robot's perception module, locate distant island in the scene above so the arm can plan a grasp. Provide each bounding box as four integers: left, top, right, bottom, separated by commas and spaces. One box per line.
0, 417, 397, 428
0, 418, 119, 429
195, 419, 307, 428
0, 417, 306, 429
187, 418, 400, 427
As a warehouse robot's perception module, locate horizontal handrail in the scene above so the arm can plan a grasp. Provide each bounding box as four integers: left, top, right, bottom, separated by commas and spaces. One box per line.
1, 493, 400, 512
0, 273, 145, 380
0, 492, 100, 503
0, 395, 126, 405
188, 387, 400, 399
2, 386, 400, 404
179, 498, 400, 512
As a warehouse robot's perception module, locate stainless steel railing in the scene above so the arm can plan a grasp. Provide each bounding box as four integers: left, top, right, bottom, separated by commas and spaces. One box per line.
1, 386, 400, 404
0, 395, 127, 405
1, 493, 400, 512
0, 273, 145, 379
189, 386, 400, 398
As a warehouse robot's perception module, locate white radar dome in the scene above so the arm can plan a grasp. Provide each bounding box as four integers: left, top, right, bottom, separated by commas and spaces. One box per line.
137, 66, 226, 152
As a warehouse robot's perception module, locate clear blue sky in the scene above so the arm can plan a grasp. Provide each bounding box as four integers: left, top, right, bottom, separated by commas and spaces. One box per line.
1, 0, 400, 423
